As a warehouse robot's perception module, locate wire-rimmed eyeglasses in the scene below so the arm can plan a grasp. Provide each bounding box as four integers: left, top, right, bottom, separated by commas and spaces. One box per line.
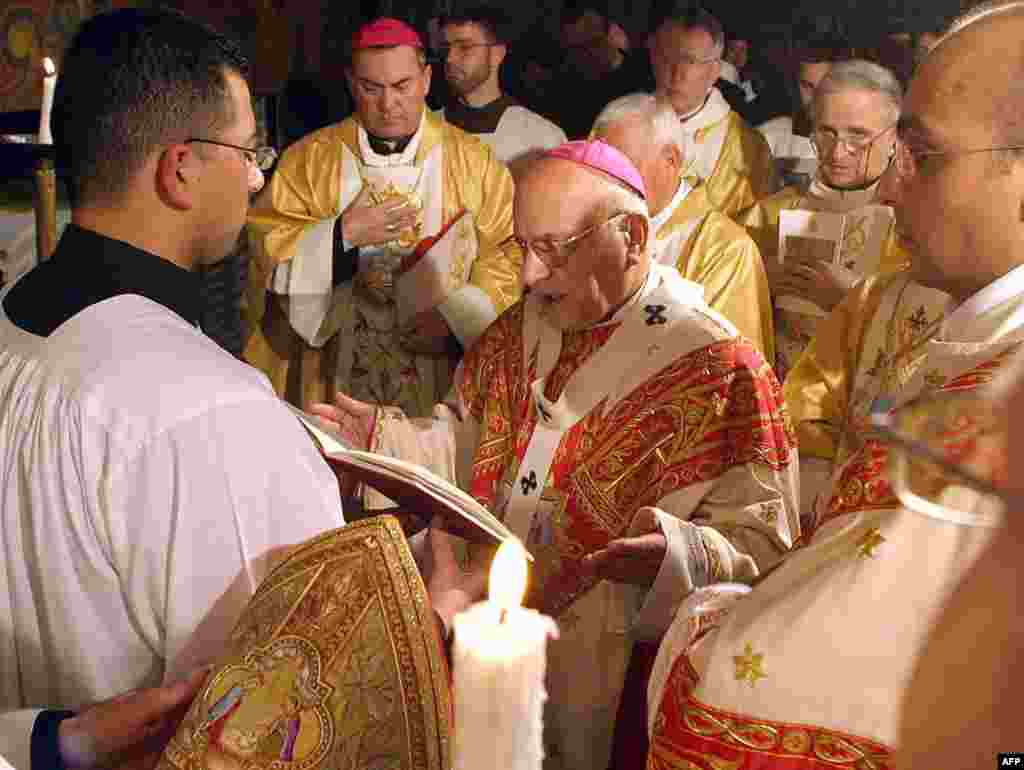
513, 211, 631, 269
811, 123, 896, 157
186, 138, 278, 171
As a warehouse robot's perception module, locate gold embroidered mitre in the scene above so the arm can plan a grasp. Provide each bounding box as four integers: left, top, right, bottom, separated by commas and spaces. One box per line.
157, 516, 450, 770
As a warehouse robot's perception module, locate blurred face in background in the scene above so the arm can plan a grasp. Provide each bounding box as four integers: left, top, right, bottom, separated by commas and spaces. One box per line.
798, 60, 832, 110
812, 87, 897, 188
442, 20, 504, 100
650, 23, 722, 117
347, 45, 430, 139
561, 11, 621, 81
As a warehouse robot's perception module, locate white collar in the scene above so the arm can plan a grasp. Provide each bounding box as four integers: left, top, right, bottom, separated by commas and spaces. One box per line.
651, 178, 692, 232
804, 176, 880, 210
941, 263, 1024, 342
357, 111, 426, 167
718, 60, 740, 85
678, 87, 731, 133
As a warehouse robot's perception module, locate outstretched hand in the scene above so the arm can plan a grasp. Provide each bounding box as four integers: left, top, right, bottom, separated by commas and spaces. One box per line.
308, 392, 378, 451
58, 667, 208, 770
582, 507, 666, 588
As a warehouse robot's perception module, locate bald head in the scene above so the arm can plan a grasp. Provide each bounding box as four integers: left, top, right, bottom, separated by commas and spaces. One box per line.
922, 2, 1024, 147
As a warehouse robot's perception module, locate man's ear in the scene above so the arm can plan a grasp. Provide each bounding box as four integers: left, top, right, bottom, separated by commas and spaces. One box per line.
662, 142, 683, 174
422, 62, 432, 94
492, 41, 508, 69
156, 144, 198, 211
624, 212, 649, 262
608, 22, 629, 52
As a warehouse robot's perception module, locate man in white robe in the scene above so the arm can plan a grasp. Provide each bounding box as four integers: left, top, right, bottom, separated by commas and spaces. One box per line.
312, 139, 800, 770
438, 5, 566, 171
648, 6, 775, 218
643, 6, 1024, 767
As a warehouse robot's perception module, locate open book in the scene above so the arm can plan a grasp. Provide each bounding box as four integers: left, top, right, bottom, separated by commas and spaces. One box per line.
287, 404, 526, 555
777, 209, 847, 317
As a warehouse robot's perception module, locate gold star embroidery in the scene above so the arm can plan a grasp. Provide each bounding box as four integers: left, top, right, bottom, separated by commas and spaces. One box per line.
733, 643, 767, 686
857, 527, 886, 559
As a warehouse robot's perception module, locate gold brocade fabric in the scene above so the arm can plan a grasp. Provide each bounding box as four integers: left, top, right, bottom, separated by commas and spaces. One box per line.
657, 184, 775, 363
691, 112, 776, 220
243, 111, 521, 408
782, 270, 947, 462
157, 517, 451, 770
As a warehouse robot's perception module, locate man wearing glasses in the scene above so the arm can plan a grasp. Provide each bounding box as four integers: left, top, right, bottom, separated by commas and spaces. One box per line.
247, 17, 521, 418
312, 138, 799, 770
743, 60, 917, 384
437, 5, 566, 169
644, 4, 1024, 768
648, 6, 775, 219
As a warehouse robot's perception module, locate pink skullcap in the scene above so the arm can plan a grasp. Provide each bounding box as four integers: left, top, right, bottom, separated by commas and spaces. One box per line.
351, 18, 424, 50
542, 139, 646, 201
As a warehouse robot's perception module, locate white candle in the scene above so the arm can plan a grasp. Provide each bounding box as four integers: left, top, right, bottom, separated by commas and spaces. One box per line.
38, 57, 57, 145
453, 538, 558, 770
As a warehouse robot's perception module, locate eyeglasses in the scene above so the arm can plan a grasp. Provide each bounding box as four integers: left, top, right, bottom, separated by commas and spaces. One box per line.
437, 42, 495, 59
186, 138, 278, 171
513, 211, 630, 269
660, 50, 721, 68
811, 124, 896, 157
887, 136, 1024, 179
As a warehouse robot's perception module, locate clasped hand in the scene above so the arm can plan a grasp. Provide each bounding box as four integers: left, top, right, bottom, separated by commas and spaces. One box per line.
769, 255, 859, 313
341, 186, 419, 249
582, 507, 667, 588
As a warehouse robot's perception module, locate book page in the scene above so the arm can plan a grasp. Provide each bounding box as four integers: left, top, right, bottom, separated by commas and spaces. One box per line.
777, 209, 847, 316
286, 403, 527, 555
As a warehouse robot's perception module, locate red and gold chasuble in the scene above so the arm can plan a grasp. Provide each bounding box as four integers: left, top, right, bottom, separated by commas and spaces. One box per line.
457, 297, 794, 618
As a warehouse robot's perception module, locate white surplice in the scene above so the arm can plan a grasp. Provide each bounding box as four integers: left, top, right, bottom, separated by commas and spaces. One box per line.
0, 290, 344, 767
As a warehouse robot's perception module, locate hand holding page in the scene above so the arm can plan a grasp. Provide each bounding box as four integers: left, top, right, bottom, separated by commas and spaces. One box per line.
287, 404, 529, 556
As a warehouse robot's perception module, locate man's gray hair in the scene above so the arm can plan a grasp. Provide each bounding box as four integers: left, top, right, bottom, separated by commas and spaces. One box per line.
592, 92, 690, 161
813, 59, 902, 124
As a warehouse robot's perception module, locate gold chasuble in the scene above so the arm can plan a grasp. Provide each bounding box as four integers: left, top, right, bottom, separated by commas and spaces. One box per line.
364, 265, 799, 770
158, 517, 451, 770
651, 181, 774, 362
741, 178, 910, 379
680, 88, 776, 220
245, 110, 521, 414
646, 271, 1024, 770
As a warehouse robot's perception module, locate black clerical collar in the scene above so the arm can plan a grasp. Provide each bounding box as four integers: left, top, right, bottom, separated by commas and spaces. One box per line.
3, 223, 202, 337
366, 132, 415, 156
446, 94, 517, 135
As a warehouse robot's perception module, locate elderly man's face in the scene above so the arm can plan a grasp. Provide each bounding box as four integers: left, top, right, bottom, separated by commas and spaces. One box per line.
879, 18, 1024, 301
813, 88, 896, 189
650, 23, 721, 117
348, 46, 430, 139
514, 160, 643, 330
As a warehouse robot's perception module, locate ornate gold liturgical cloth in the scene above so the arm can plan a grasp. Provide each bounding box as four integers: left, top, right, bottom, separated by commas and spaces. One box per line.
157, 516, 450, 770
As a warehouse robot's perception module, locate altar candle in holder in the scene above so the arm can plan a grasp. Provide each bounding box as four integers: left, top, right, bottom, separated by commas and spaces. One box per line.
38, 58, 57, 145
453, 538, 558, 770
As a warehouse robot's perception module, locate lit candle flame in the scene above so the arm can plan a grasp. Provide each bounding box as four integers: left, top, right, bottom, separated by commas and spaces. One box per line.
489, 537, 528, 612
43, 57, 56, 78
